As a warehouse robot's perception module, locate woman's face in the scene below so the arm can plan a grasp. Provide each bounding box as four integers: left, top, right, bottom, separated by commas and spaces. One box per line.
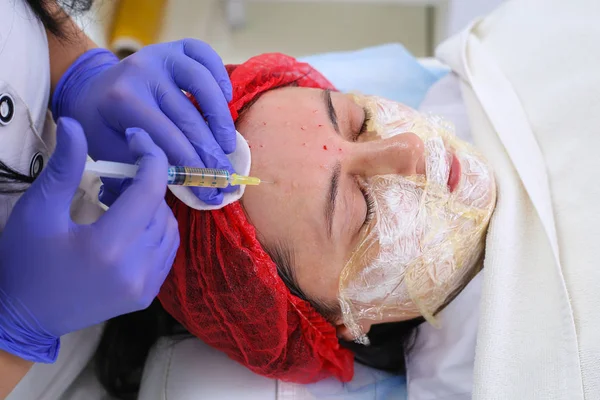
239, 87, 494, 334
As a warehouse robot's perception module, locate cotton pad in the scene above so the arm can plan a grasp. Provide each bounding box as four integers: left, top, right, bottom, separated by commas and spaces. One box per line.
168, 130, 251, 210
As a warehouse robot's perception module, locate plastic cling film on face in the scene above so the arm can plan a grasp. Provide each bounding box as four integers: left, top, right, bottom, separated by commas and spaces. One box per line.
338, 95, 496, 341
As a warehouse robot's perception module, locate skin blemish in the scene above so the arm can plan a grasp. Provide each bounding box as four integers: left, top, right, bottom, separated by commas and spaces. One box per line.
301, 126, 307, 131
338, 148, 342, 152
323, 145, 328, 150
318, 124, 324, 128
249, 145, 252, 149
263, 122, 267, 126
302, 142, 307, 146
260, 144, 264, 148
313, 109, 318, 113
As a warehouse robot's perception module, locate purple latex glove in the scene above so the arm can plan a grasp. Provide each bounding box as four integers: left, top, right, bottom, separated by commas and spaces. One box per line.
0, 118, 179, 363
52, 40, 236, 205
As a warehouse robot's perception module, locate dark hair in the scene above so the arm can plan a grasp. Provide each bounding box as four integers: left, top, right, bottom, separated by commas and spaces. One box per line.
268, 240, 341, 321
0, 160, 35, 194
25, 0, 94, 38
95, 301, 181, 400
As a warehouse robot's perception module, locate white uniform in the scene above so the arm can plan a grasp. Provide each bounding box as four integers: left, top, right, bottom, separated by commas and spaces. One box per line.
1, 2, 106, 398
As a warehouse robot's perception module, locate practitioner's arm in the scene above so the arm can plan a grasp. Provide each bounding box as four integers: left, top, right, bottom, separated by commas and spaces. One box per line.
0, 350, 33, 398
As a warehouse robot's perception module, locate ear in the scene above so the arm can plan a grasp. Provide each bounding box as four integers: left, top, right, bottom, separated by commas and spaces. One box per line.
334, 319, 374, 342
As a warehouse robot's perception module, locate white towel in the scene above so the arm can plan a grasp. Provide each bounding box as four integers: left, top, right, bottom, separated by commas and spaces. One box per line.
436, 0, 600, 398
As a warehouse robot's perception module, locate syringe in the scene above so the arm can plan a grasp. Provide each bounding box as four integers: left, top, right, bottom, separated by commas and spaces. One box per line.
85, 160, 264, 188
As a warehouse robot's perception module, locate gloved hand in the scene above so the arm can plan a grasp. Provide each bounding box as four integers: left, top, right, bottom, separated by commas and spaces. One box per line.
52, 39, 236, 205
0, 118, 179, 363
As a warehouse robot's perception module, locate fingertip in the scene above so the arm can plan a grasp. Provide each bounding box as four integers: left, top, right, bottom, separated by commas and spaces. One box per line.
218, 159, 240, 193
204, 114, 236, 155
56, 117, 87, 151
219, 163, 237, 193
221, 79, 233, 102
219, 137, 237, 155
179, 155, 204, 170
206, 119, 236, 155
57, 116, 81, 134
125, 127, 148, 143
191, 187, 223, 205
125, 128, 168, 169
220, 184, 238, 193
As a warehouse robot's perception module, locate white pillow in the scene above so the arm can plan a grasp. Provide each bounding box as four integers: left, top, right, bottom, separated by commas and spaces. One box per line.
138, 337, 277, 400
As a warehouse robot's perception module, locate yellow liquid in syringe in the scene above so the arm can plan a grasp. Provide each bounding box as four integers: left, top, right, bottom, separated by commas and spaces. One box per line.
167, 166, 262, 188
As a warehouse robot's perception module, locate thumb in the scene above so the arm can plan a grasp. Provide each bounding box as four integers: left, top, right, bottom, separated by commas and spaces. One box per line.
30, 117, 88, 213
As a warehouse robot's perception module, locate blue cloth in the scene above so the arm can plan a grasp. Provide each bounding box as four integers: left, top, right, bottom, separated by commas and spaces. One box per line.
299, 43, 449, 109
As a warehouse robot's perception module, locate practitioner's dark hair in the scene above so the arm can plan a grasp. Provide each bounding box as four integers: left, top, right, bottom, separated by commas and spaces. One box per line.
25, 0, 94, 39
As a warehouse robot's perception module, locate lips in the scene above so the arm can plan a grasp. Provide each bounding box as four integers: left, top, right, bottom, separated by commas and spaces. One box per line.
447, 153, 461, 192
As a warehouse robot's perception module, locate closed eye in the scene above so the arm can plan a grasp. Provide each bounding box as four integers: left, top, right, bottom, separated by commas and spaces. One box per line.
358, 181, 375, 228
352, 107, 372, 142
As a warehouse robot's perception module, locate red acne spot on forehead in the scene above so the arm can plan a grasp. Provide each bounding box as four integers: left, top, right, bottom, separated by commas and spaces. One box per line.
260, 144, 264, 148
338, 148, 342, 152
302, 142, 307, 146
263, 121, 267, 126
323, 145, 328, 150
318, 124, 324, 128
300, 126, 307, 131
313, 109, 318, 113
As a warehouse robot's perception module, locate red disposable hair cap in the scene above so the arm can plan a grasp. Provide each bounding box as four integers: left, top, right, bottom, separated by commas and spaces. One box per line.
158, 53, 354, 383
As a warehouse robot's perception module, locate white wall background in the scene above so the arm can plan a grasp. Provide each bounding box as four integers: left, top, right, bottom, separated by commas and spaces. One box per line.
76, 0, 505, 63
444, 0, 505, 37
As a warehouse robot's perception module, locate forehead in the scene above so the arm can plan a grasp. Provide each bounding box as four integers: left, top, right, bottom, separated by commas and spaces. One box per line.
237, 87, 356, 184
239, 87, 339, 228
238, 87, 353, 298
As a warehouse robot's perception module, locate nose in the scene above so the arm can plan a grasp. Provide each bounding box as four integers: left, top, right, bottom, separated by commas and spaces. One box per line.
348, 132, 425, 178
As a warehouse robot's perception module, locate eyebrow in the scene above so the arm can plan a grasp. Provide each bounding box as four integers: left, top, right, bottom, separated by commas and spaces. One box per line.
325, 161, 342, 239
323, 89, 339, 133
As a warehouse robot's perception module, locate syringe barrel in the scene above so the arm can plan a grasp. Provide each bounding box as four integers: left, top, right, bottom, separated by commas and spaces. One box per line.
167, 167, 230, 188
